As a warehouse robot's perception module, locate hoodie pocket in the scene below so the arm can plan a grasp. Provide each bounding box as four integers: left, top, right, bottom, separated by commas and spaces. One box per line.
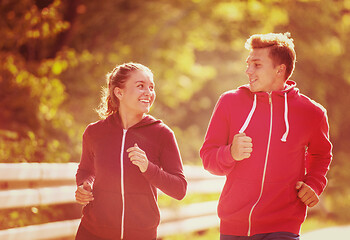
85, 189, 122, 228
218, 179, 259, 221
124, 193, 160, 230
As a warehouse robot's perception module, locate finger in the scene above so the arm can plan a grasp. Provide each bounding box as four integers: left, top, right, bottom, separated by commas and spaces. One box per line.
128, 151, 145, 160
242, 136, 252, 143
242, 142, 253, 148
83, 181, 92, 191
130, 159, 142, 166
127, 146, 144, 154
308, 199, 319, 207
130, 156, 141, 162
298, 188, 307, 199
77, 200, 90, 205
77, 186, 93, 195
76, 196, 93, 204
303, 196, 312, 206
308, 202, 316, 207
126, 144, 140, 152
237, 136, 251, 143
75, 194, 93, 204
236, 132, 246, 137
242, 146, 253, 153
126, 146, 136, 152
75, 189, 93, 199
130, 154, 144, 163
295, 181, 304, 190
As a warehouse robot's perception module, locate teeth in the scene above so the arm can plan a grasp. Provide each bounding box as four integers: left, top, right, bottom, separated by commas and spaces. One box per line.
140, 99, 149, 103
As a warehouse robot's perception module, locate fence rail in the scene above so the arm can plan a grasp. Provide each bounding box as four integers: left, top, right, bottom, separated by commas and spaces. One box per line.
0, 163, 225, 240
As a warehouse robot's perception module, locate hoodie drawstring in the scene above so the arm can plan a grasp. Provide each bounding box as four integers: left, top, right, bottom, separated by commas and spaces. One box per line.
239, 94, 257, 133
239, 93, 289, 142
281, 92, 289, 142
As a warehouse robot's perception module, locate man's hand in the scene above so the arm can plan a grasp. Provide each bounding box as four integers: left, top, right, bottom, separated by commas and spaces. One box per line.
230, 133, 253, 161
296, 181, 319, 207
75, 181, 94, 205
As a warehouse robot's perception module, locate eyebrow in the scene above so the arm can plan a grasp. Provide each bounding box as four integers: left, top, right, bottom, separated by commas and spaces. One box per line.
246, 57, 262, 63
135, 80, 154, 86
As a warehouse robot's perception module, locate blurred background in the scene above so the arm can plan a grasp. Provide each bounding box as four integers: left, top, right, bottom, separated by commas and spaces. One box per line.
1, 0, 350, 239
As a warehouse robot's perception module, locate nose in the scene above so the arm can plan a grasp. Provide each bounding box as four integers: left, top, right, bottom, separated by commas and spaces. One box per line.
246, 65, 252, 76
143, 87, 151, 96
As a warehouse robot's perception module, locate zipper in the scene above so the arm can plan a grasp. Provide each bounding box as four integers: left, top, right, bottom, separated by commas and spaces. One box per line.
120, 129, 127, 239
247, 92, 273, 236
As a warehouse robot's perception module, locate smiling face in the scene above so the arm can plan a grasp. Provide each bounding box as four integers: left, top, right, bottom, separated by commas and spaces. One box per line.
246, 48, 286, 93
114, 69, 155, 118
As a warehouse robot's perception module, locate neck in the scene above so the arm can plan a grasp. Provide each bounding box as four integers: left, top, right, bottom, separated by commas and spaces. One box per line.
270, 80, 286, 92
118, 109, 144, 129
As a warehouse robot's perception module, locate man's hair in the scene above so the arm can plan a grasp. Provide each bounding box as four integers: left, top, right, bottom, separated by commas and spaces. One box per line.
245, 32, 296, 80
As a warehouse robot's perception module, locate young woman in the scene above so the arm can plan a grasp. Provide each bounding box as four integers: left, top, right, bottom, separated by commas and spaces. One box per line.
75, 62, 187, 240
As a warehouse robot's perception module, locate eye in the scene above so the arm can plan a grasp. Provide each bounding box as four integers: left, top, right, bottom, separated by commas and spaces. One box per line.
149, 85, 154, 91
137, 84, 144, 88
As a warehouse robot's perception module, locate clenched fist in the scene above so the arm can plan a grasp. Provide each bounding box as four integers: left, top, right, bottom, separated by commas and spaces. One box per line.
230, 133, 253, 161
75, 181, 94, 205
127, 143, 149, 173
296, 181, 319, 207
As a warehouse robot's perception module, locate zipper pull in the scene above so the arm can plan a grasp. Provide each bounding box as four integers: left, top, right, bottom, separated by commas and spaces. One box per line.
268, 92, 272, 104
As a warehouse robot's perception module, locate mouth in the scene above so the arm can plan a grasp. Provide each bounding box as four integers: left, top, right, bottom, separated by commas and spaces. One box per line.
249, 78, 257, 84
139, 99, 151, 104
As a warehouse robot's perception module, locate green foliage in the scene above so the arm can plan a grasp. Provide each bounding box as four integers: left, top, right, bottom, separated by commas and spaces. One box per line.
1, 0, 350, 231
0, 203, 81, 230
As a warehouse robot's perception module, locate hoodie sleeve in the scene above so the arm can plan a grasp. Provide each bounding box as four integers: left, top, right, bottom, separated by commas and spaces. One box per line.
142, 127, 187, 200
304, 111, 333, 195
200, 94, 236, 176
76, 127, 95, 186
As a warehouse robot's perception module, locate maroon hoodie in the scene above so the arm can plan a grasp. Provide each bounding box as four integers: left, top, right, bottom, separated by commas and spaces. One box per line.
76, 113, 187, 240
200, 80, 332, 236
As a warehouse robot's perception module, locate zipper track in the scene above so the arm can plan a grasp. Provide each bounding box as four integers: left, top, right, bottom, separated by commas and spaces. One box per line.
247, 93, 273, 236
120, 129, 127, 239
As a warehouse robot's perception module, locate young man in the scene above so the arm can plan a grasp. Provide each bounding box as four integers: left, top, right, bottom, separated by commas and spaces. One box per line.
200, 33, 332, 240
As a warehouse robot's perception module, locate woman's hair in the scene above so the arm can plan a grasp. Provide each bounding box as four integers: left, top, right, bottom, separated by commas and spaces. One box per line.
96, 62, 153, 119
245, 32, 296, 80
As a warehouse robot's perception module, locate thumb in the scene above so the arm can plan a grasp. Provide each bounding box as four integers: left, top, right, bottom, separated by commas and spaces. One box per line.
296, 181, 304, 190
134, 143, 138, 147
83, 181, 92, 191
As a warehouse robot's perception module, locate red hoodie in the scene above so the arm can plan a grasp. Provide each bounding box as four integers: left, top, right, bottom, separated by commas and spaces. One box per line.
76, 113, 187, 240
200, 80, 332, 236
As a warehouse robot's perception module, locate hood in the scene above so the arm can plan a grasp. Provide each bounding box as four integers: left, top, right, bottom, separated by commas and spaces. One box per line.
238, 80, 298, 95
111, 112, 162, 129
237, 80, 299, 142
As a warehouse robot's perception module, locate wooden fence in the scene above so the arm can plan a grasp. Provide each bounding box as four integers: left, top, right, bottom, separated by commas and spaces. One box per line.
0, 163, 225, 240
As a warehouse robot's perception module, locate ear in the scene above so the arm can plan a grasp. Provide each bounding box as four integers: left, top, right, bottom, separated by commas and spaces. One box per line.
114, 87, 123, 100
277, 64, 286, 77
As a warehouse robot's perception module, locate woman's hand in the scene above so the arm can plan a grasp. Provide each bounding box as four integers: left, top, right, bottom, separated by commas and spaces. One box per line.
127, 143, 149, 173
75, 181, 94, 205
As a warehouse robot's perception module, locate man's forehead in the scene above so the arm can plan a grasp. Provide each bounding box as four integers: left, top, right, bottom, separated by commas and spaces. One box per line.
246, 48, 271, 62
